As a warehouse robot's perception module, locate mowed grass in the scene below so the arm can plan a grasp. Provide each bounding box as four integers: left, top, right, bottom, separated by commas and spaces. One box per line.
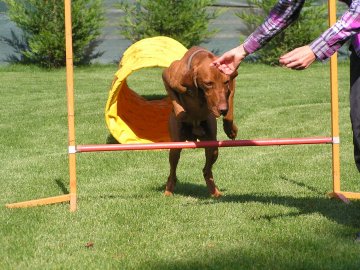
1, 62, 360, 269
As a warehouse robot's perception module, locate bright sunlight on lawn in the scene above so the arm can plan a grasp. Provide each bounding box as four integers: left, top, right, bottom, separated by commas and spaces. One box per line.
1, 62, 360, 269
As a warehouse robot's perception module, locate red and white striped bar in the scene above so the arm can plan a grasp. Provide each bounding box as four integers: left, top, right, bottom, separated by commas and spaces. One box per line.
76, 137, 333, 153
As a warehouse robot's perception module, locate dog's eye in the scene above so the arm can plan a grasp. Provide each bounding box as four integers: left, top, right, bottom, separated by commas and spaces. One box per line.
203, 82, 213, 88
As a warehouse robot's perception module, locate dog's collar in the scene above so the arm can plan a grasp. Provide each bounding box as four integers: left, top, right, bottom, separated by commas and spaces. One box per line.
186, 49, 208, 91
187, 49, 207, 70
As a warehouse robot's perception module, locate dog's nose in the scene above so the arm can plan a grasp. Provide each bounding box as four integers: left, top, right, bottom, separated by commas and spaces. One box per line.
220, 109, 228, 116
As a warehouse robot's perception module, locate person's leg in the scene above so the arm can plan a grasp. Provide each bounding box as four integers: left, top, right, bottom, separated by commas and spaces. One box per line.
349, 50, 360, 172
352, 51, 360, 243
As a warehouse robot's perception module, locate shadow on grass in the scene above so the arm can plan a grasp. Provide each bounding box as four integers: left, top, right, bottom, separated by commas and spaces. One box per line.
55, 178, 69, 194
155, 179, 360, 229
141, 241, 360, 270
148, 182, 360, 270
57, 171, 360, 230
155, 181, 221, 199
106, 133, 119, 144
280, 175, 322, 194
212, 193, 360, 229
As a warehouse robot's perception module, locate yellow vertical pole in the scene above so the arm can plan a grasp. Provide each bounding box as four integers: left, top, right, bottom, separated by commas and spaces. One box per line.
64, 0, 77, 211
328, 0, 341, 193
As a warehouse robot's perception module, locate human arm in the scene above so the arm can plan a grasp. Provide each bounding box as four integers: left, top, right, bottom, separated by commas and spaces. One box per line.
310, 0, 360, 60
279, 0, 360, 69
211, 0, 305, 74
243, 0, 305, 53
210, 44, 248, 75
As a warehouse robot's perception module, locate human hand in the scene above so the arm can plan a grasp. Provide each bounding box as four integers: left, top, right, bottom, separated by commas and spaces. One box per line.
211, 44, 248, 75
279, 45, 316, 70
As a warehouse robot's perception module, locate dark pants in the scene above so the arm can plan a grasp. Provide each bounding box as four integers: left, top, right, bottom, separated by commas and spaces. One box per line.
350, 49, 360, 171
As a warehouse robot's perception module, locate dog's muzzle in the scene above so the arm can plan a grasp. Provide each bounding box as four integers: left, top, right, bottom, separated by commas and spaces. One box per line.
220, 109, 228, 116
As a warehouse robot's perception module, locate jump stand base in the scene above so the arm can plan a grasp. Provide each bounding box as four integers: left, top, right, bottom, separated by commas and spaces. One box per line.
5, 194, 77, 212
328, 191, 360, 203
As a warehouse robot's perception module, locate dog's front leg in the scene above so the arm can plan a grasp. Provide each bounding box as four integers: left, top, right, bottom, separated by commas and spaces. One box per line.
203, 146, 222, 198
163, 72, 187, 119
203, 115, 222, 197
223, 119, 238, 140
223, 77, 238, 139
166, 86, 186, 119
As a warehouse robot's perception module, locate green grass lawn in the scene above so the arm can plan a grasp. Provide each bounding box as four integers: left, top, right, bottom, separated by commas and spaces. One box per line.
1, 62, 360, 269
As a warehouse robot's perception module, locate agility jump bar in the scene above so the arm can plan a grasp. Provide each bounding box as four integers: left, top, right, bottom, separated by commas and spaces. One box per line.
75, 137, 334, 153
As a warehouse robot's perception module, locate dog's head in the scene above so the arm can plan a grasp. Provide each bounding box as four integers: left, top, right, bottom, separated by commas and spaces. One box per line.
181, 54, 238, 118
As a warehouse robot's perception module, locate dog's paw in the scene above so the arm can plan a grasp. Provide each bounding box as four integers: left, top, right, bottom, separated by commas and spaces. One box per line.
164, 190, 174, 197
205, 178, 223, 198
223, 121, 238, 139
165, 177, 176, 196
211, 189, 223, 198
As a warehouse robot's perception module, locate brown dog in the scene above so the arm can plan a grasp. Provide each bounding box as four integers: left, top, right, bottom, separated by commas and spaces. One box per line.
162, 46, 238, 197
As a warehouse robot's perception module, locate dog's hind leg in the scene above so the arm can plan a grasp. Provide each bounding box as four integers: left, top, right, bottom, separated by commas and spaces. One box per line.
165, 112, 182, 196
165, 148, 181, 196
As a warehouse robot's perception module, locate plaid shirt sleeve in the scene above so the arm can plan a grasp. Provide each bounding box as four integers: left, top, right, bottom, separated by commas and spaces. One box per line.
243, 0, 306, 53
310, 0, 360, 60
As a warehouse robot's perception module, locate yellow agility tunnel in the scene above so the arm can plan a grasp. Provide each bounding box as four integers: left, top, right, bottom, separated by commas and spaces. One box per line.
105, 36, 188, 144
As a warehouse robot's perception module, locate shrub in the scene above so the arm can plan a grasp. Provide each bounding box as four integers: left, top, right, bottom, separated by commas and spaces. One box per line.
1, 0, 104, 68
236, 0, 327, 65
116, 0, 223, 48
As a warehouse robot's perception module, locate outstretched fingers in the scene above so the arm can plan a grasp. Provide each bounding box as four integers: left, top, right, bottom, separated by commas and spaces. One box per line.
279, 46, 316, 70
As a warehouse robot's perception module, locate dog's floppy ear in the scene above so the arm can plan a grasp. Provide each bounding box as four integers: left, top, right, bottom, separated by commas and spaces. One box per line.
180, 69, 199, 97
180, 69, 195, 89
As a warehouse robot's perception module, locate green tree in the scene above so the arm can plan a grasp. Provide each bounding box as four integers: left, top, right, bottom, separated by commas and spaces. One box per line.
236, 0, 327, 65
1, 0, 104, 68
117, 0, 223, 48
